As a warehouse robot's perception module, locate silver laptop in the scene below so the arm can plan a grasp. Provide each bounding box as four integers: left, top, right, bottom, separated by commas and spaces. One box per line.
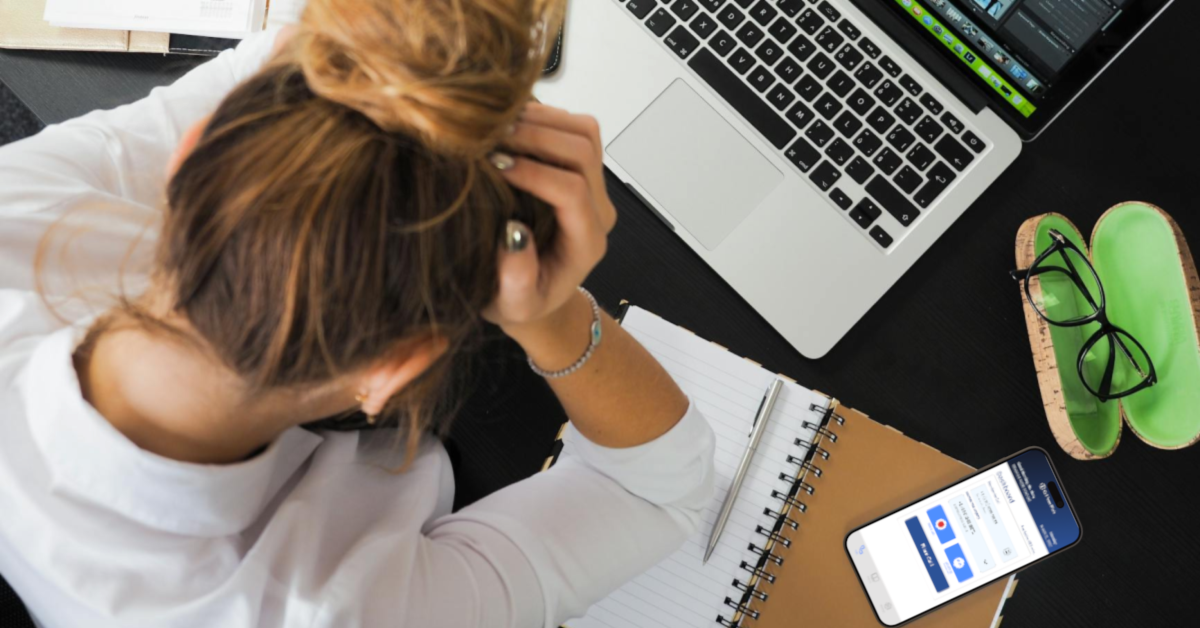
534, 0, 1173, 358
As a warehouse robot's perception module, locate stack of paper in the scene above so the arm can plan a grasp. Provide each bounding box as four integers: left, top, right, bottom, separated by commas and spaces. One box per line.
43, 0, 306, 39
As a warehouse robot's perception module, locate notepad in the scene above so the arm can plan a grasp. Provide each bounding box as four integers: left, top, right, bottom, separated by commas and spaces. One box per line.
44, 0, 272, 38
553, 305, 1016, 628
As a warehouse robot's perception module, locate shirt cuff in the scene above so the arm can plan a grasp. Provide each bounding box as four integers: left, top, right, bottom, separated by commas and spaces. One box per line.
562, 400, 715, 508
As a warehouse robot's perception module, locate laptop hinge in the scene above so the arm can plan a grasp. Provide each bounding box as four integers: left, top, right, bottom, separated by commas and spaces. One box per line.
848, 0, 990, 114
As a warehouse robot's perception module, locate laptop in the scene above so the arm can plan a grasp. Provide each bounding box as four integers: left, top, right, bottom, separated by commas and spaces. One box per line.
534, 0, 1173, 358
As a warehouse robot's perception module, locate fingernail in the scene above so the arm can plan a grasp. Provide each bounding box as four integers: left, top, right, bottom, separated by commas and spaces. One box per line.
489, 152, 515, 171
505, 220, 531, 252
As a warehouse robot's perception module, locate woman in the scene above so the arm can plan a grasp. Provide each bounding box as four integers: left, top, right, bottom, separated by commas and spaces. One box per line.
0, 0, 715, 626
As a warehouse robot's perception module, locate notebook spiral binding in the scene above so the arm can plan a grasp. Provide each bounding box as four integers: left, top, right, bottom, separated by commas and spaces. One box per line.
715, 399, 845, 628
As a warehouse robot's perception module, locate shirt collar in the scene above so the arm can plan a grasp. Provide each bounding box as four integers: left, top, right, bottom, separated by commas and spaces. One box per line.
20, 327, 323, 537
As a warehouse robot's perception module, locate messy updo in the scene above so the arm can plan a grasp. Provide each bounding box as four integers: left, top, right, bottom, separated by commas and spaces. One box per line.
154, 0, 564, 448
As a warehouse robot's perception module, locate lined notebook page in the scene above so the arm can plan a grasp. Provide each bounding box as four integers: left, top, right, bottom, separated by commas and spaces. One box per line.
561, 306, 830, 628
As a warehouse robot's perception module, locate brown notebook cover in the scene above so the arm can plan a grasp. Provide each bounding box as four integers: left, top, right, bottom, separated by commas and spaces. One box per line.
742, 404, 1012, 628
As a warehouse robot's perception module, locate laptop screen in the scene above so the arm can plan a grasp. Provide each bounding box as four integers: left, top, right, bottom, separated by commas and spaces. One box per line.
880, 0, 1171, 137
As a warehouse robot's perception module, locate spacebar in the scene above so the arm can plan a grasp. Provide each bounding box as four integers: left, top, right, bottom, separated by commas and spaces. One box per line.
688, 49, 797, 150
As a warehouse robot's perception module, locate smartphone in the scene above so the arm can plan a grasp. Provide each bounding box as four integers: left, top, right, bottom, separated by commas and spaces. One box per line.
845, 447, 1081, 626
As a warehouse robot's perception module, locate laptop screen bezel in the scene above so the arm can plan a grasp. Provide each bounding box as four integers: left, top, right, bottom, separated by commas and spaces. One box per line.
874, 0, 1174, 141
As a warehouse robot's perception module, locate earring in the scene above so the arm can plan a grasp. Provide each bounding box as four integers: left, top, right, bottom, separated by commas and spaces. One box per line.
356, 390, 378, 425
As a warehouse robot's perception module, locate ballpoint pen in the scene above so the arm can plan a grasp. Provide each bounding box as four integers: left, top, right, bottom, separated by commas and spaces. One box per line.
704, 378, 784, 564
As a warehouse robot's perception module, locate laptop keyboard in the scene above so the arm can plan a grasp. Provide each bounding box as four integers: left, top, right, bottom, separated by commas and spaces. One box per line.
621, 0, 990, 250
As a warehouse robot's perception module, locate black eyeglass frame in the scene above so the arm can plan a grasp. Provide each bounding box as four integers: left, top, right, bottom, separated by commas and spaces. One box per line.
1010, 229, 1158, 403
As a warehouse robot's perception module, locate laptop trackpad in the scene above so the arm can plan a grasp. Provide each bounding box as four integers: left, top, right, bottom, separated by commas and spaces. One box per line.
608, 79, 782, 251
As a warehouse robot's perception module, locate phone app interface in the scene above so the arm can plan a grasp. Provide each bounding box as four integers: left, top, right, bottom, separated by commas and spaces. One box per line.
847, 451, 1079, 624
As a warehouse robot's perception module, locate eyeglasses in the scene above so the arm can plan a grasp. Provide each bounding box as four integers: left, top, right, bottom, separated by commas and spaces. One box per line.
1010, 229, 1157, 402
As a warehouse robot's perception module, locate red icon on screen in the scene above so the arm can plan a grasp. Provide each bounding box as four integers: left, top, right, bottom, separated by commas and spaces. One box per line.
936, 519, 948, 530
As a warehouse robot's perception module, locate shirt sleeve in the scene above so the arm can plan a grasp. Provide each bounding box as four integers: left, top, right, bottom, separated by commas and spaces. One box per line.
0, 29, 282, 298
317, 402, 716, 628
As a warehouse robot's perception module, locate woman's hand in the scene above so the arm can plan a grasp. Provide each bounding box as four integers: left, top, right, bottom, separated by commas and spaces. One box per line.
484, 103, 617, 337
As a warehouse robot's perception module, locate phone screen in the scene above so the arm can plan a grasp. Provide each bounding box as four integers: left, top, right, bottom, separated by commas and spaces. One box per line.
845, 448, 1080, 625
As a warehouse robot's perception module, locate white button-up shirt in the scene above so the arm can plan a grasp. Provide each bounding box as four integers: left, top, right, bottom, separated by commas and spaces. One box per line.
0, 30, 716, 628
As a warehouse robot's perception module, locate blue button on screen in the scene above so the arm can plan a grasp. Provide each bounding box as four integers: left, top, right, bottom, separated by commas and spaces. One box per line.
926, 504, 956, 544
905, 516, 949, 592
944, 543, 974, 583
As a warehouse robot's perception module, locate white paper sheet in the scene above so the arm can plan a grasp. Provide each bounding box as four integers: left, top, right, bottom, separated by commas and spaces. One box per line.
561, 307, 830, 628
45, 0, 261, 37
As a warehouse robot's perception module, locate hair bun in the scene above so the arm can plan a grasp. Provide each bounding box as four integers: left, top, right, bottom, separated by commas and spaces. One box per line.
297, 0, 563, 158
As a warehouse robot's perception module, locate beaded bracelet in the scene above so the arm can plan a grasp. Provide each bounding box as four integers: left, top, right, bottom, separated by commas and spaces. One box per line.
528, 286, 602, 379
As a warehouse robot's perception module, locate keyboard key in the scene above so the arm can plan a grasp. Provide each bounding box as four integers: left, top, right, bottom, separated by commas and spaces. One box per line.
850, 197, 881, 228
646, 9, 677, 37
873, 147, 902, 175
898, 74, 922, 97
940, 111, 964, 134
816, 1, 841, 22
627, 0, 656, 19
919, 94, 944, 115
854, 62, 883, 89
833, 111, 862, 137
834, 43, 864, 71
815, 26, 844, 53
748, 0, 777, 25
869, 226, 893, 248
827, 70, 854, 98
736, 22, 765, 47
768, 17, 798, 44
906, 143, 936, 171
837, 20, 861, 40
786, 33, 816, 62
756, 40, 784, 66
672, 0, 700, 20
962, 130, 986, 153
748, 66, 775, 92
664, 26, 700, 58
934, 135, 973, 171
775, 57, 803, 84
895, 98, 922, 125
805, 119, 835, 147
810, 160, 842, 191
691, 13, 719, 39
795, 75, 822, 101
767, 84, 796, 110
879, 56, 902, 78
866, 106, 895, 134
729, 48, 755, 74
807, 52, 835, 79
846, 88, 876, 116
873, 80, 902, 107
732, 0, 753, 6
830, 187, 852, 210
858, 37, 881, 59
697, 0, 723, 12
846, 156, 875, 184
866, 176, 919, 227
853, 129, 883, 156
886, 126, 915, 152
688, 49, 797, 148
914, 162, 956, 208
894, 165, 922, 194
717, 4, 746, 29
825, 138, 853, 165
914, 115, 943, 143
784, 137, 821, 172
814, 93, 843, 120
797, 8, 824, 35
785, 102, 815, 129
779, 0, 805, 18
711, 29, 737, 56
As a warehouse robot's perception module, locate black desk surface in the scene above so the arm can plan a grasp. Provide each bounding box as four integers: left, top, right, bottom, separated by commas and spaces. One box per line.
4, 5, 1200, 626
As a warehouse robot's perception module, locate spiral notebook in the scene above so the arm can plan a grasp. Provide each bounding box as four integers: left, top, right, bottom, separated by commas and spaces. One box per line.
545, 305, 1017, 628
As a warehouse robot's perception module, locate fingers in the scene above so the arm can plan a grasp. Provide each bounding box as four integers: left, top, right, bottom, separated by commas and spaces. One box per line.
484, 221, 545, 324
495, 156, 606, 265
520, 102, 603, 159
504, 123, 598, 179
